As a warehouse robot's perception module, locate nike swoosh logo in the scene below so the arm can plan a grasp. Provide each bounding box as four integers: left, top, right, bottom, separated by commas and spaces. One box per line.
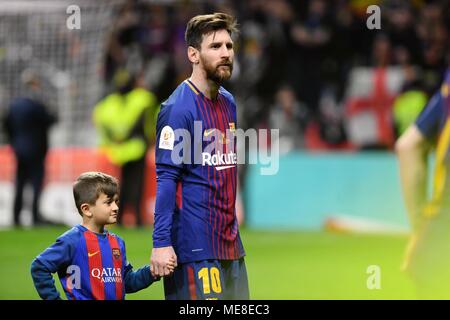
215, 165, 236, 171
88, 251, 99, 257
204, 129, 216, 137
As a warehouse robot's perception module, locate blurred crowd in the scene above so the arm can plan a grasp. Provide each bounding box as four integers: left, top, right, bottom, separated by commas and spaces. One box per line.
104, 0, 449, 152
0, 0, 449, 227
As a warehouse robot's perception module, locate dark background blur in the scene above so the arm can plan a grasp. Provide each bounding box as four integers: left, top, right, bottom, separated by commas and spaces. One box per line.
0, 0, 448, 150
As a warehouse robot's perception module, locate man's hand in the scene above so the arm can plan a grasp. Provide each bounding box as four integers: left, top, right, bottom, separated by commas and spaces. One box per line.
150, 246, 177, 277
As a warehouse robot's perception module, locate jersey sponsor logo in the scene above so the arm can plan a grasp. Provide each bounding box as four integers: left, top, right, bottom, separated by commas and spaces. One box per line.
88, 251, 99, 258
159, 125, 175, 150
91, 267, 122, 283
202, 151, 237, 171
201, 123, 236, 171
163, 121, 239, 170
215, 165, 235, 171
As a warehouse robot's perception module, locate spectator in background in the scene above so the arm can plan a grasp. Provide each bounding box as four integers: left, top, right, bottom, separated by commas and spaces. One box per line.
103, 0, 145, 95
236, 0, 293, 129
288, 0, 332, 119
100, 0, 448, 153
3, 70, 57, 227
93, 70, 159, 227
371, 33, 392, 67
416, 2, 449, 95
385, 1, 421, 66
269, 85, 308, 154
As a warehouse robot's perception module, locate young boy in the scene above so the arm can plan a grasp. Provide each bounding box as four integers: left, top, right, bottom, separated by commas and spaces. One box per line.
31, 171, 172, 300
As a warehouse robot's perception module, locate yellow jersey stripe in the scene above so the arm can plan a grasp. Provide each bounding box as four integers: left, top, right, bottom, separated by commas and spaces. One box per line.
425, 117, 450, 217
185, 80, 199, 95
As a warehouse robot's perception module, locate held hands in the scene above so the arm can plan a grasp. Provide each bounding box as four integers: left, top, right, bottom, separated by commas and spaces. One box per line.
150, 246, 178, 277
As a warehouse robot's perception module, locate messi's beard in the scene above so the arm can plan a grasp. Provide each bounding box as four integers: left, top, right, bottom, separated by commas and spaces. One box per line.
201, 56, 233, 85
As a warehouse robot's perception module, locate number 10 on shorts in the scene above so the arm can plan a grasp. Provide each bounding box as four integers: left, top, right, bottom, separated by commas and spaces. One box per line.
198, 267, 222, 294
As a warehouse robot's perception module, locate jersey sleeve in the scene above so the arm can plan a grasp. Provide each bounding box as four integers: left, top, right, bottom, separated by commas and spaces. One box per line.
119, 239, 158, 294
30, 231, 77, 300
30, 259, 62, 300
33, 231, 76, 273
415, 91, 444, 141
153, 101, 193, 248
155, 102, 194, 169
153, 165, 182, 247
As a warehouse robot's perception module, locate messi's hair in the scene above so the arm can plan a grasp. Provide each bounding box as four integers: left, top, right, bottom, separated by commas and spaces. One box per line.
185, 12, 238, 49
73, 172, 119, 216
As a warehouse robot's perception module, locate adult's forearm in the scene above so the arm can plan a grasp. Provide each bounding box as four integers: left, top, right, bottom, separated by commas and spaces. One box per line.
397, 142, 428, 231
153, 165, 181, 247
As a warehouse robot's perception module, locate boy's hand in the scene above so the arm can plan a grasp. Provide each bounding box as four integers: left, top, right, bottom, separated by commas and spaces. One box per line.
166, 257, 176, 273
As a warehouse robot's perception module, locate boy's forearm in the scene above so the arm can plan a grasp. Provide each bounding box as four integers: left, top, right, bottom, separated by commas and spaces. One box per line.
124, 265, 157, 293
30, 259, 62, 300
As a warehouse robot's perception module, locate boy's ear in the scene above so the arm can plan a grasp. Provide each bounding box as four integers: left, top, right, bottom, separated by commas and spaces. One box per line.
80, 203, 92, 217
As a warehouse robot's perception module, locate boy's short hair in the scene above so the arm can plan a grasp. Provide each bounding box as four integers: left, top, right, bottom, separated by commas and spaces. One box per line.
73, 172, 119, 216
185, 12, 238, 50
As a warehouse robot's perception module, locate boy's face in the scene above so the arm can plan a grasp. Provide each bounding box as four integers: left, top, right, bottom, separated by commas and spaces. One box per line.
90, 193, 119, 226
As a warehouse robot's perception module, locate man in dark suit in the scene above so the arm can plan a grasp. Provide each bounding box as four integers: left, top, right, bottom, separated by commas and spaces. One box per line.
3, 70, 57, 226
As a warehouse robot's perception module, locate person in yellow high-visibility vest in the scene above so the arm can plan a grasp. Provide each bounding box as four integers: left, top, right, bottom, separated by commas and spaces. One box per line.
93, 71, 159, 226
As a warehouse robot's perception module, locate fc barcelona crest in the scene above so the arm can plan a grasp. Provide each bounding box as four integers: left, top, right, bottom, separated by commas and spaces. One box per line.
112, 248, 121, 260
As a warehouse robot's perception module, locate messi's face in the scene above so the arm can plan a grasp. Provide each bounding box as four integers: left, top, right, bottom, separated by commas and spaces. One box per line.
90, 193, 119, 226
198, 29, 234, 84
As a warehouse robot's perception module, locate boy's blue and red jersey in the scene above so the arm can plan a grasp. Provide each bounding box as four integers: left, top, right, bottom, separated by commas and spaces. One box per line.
31, 224, 155, 300
153, 79, 245, 263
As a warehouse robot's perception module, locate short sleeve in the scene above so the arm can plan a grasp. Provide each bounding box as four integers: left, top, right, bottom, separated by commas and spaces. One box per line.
415, 92, 444, 141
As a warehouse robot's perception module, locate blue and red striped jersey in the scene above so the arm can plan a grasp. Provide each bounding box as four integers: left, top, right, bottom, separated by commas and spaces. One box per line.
153, 79, 245, 263
32, 224, 155, 300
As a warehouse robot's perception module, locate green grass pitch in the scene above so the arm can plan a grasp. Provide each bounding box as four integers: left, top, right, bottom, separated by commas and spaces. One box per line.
0, 226, 417, 299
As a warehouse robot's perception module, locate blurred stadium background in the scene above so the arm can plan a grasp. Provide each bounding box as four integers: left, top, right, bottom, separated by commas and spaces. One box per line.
0, 0, 449, 299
